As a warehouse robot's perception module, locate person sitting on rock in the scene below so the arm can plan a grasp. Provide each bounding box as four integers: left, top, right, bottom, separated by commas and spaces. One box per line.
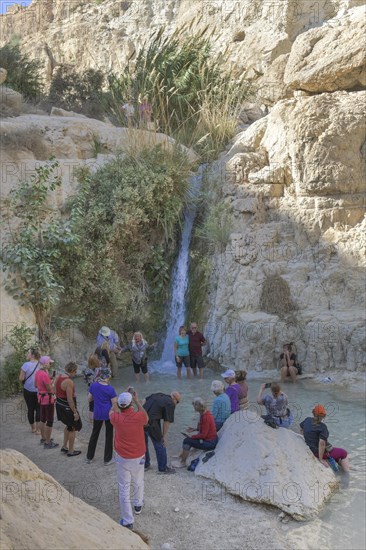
210, 380, 231, 430
300, 404, 350, 472
257, 382, 293, 428
221, 369, 240, 413
280, 343, 298, 383
177, 398, 218, 467
235, 370, 249, 410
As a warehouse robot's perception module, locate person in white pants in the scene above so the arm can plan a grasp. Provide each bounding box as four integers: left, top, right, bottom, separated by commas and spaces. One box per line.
110, 389, 148, 529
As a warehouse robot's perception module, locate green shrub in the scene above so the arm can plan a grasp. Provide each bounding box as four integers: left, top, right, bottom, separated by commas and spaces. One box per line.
1, 323, 38, 397
48, 66, 106, 119
62, 145, 194, 334
0, 44, 43, 100
1, 159, 78, 344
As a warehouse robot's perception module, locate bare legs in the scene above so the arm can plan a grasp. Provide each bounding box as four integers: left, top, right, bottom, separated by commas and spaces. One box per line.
177, 367, 191, 379
40, 423, 53, 444
280, 366, 297, 383
180, 448, 190, 465
31, 422, 41, 434
340, 456, 350, 472
63, 428, 76, 453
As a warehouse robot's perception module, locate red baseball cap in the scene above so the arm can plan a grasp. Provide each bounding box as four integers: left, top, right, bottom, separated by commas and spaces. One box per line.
313, 404, 326, 416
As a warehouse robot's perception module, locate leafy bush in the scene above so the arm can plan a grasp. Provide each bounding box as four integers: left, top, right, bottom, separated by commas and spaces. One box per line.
1, 159, 78, 344
1, 323, 38, 397
0, 44, 43, 100
47, 66, 106, 119
62, 145, 194, 333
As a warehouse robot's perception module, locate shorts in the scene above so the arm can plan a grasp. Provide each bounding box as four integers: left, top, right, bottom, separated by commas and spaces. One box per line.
190, 355, 204, 369
133, 359, 148, 374
176, 355, 191, 368
40, 403, 55, 424
56, 403, 74, 431
326, 447, 347, 461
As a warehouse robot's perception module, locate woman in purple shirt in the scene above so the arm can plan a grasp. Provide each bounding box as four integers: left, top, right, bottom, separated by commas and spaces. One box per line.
86, 368, 117, 465
221, 369, 240, 413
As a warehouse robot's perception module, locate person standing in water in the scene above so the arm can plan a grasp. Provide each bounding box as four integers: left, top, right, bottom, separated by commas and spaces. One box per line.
120, 332, 156, 382
187, 322, 206, 379
174, 326, 191, 379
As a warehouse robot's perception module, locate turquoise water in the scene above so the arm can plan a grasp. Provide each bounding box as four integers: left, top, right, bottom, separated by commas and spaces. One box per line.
74, 364, 365, 550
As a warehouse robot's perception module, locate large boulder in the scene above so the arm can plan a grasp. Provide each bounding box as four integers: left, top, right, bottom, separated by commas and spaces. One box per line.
195, 414, 338, 520
0, 86, 22, 112
284, 6, 366, 92
0, 449, 149, 550
260, 91, 366, 198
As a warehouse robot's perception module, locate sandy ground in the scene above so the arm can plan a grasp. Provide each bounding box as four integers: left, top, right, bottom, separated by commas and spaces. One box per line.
0, 393, 294, 550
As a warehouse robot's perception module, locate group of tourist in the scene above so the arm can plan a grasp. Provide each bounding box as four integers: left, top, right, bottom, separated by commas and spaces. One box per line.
18, 330, 350, 531
93, 323, 208, 382
121, 97, 154, 130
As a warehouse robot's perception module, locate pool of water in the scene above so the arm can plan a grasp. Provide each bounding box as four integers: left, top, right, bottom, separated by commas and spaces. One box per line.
73, 363, 365, 550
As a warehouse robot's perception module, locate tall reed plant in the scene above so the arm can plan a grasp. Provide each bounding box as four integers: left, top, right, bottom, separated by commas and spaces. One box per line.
106, 29, 251, 159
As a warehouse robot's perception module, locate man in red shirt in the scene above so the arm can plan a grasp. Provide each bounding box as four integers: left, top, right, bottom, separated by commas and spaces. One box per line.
187, 322, 207, 379
110, 389, 148, 530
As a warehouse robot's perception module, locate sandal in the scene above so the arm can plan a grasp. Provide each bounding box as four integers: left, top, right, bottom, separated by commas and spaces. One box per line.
60, 447, 68, 453
67, 450, 82, 457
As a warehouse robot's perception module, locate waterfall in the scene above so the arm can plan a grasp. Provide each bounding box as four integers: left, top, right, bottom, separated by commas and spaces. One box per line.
152, 166, 203, 373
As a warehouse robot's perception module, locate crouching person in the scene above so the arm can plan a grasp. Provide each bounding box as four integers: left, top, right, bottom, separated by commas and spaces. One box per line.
178, 398, 218, 467
300, 404, 350, 472
110, 390, 148, 530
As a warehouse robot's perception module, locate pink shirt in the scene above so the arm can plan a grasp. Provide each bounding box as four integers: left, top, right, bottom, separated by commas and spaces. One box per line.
35, 370, 53, 405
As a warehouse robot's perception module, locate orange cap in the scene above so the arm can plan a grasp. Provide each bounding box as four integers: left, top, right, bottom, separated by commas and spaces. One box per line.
313, 404, 326, 416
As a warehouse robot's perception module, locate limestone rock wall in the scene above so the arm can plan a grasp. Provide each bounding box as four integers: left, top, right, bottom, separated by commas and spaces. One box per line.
0, 0, 347, 86
204, 6, 366, 375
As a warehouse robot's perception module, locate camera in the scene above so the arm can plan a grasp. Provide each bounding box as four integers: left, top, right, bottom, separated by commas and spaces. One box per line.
264, 383, 271, 389
128, 386, 136, 395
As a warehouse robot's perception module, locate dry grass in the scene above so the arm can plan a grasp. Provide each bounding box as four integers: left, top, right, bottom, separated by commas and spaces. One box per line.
259, 274, 297, 318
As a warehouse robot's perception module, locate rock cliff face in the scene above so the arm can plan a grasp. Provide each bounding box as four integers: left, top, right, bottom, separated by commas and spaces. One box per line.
205, 5, 366, 375
0, 1, 365, 373
0, 0, 353, 85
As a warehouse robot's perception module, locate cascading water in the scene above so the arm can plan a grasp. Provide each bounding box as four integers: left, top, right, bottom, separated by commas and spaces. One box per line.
151, 166, 203, 373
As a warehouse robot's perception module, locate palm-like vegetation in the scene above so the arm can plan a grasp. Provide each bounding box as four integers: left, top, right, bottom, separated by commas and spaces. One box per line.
107, 29, 250, 159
